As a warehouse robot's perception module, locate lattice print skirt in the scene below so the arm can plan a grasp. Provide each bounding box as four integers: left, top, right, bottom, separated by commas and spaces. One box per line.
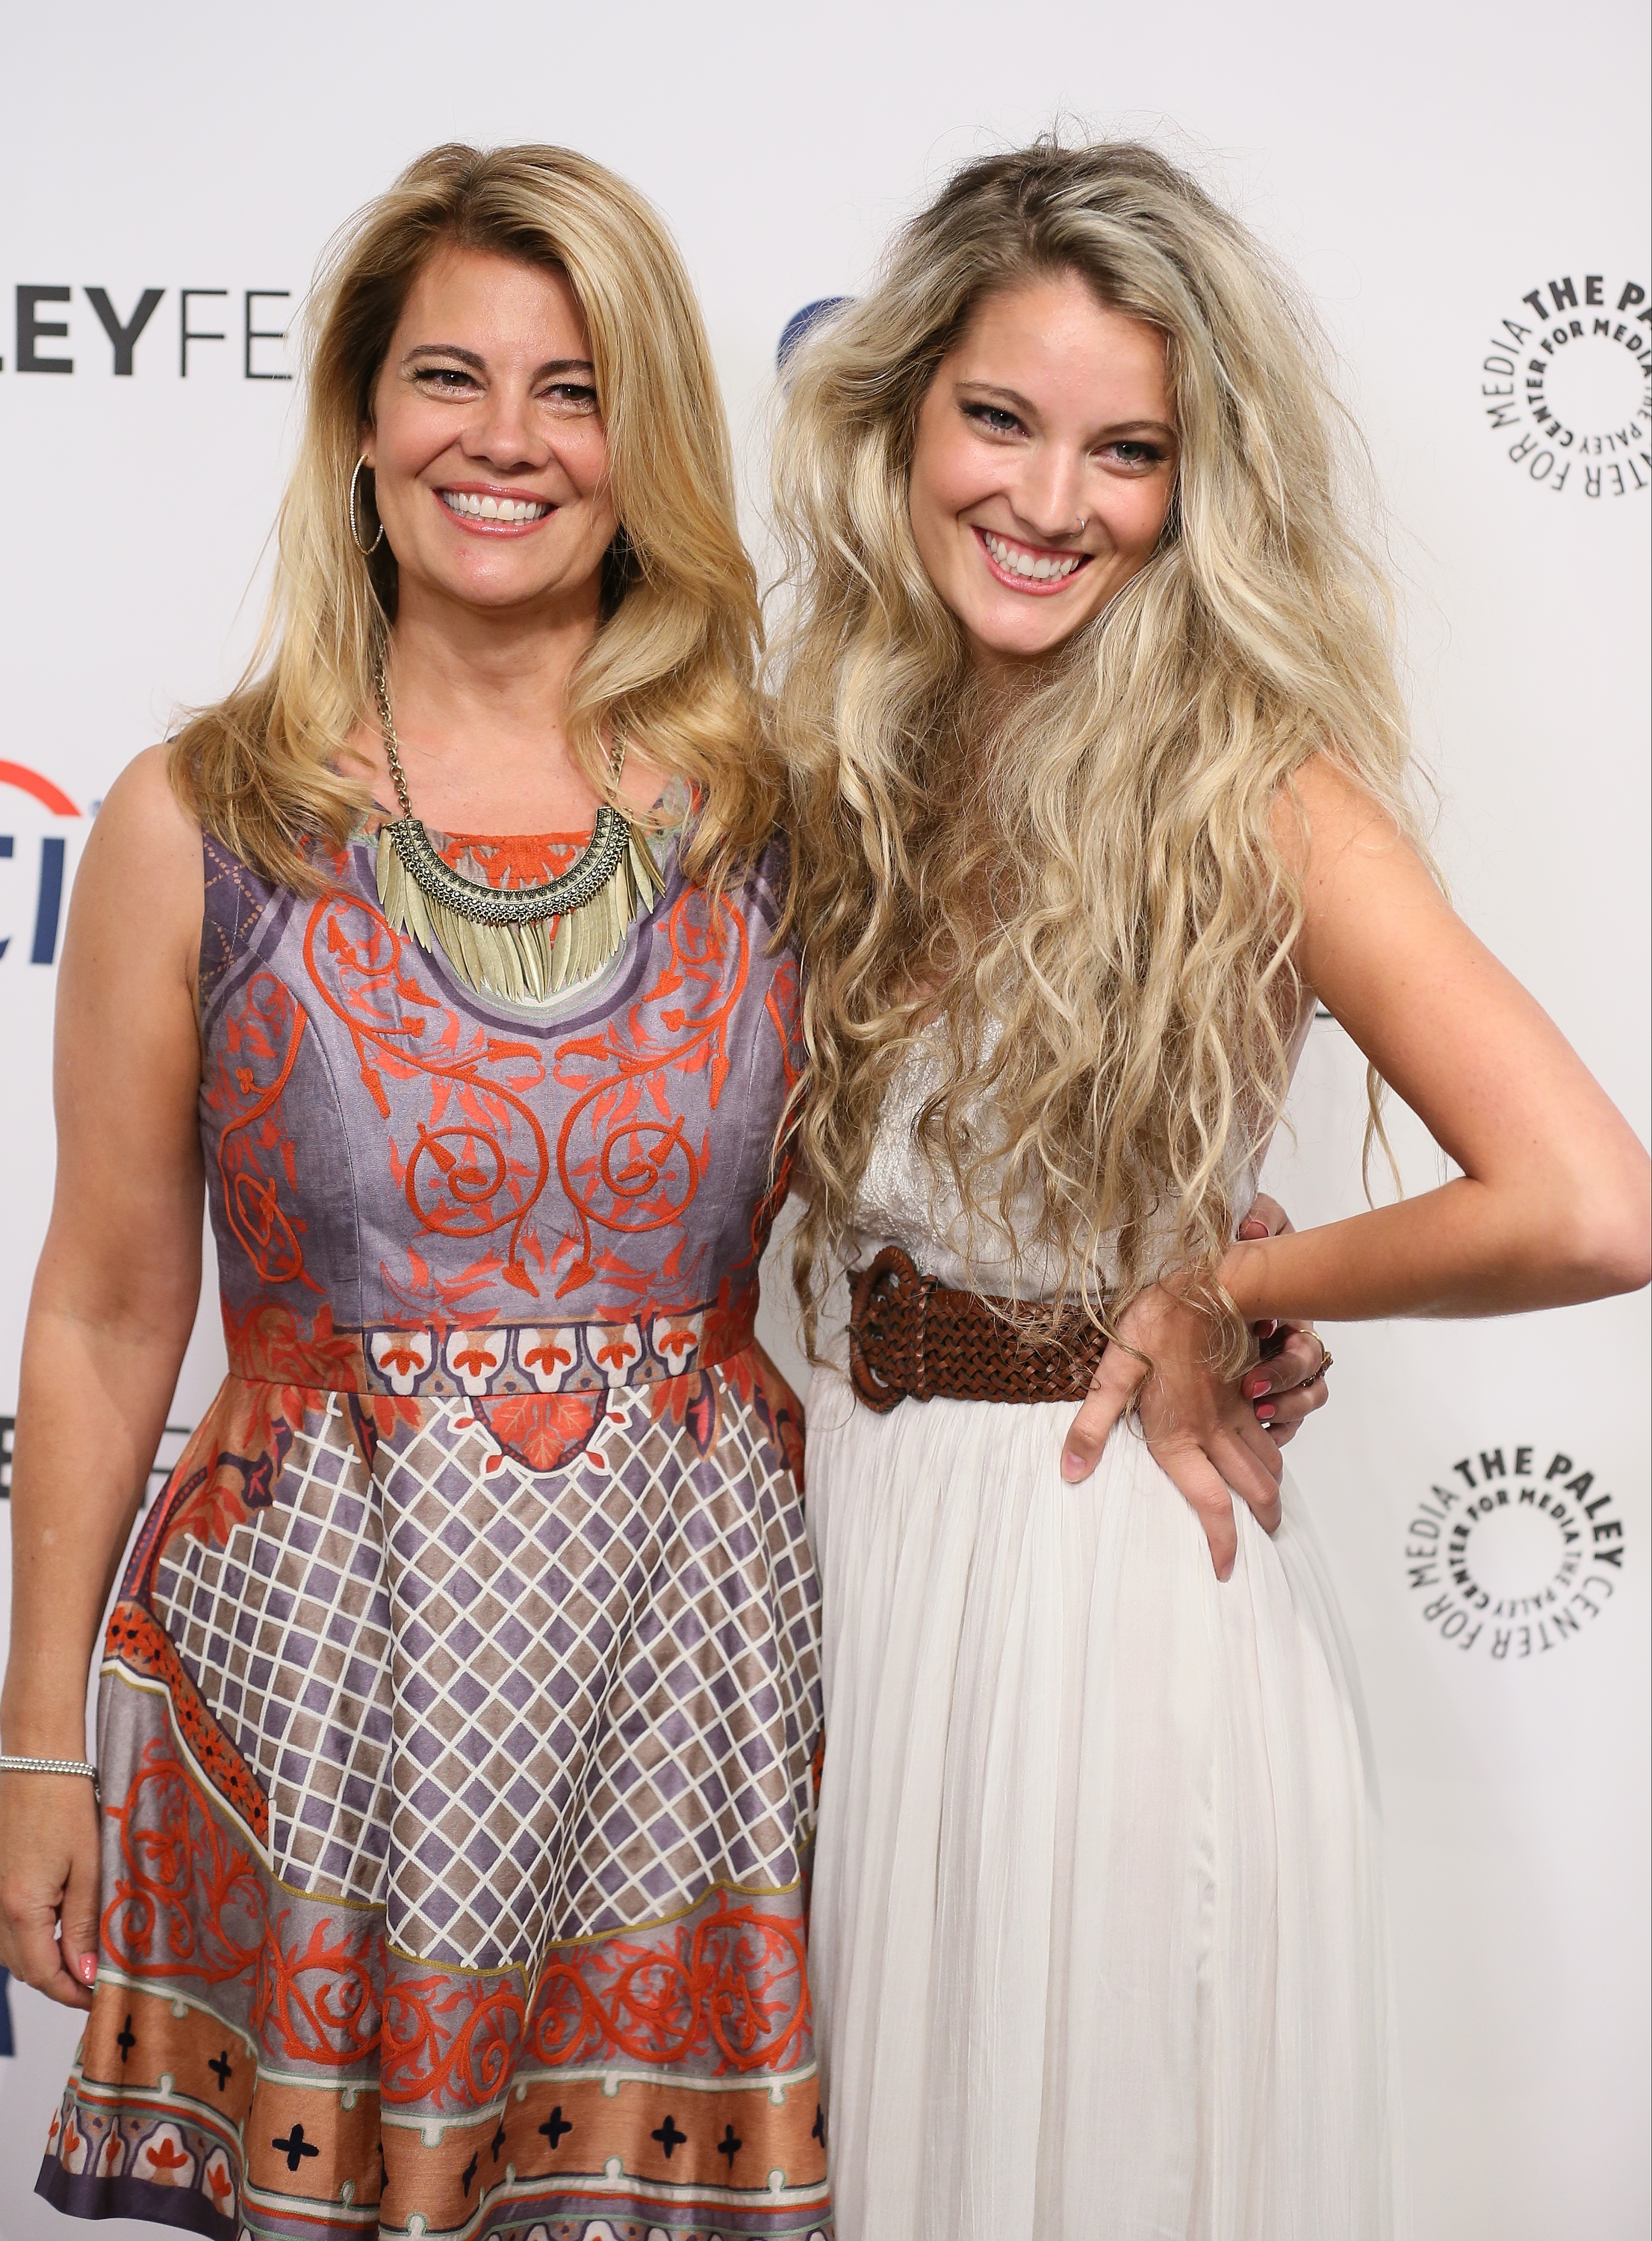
37, 1357, 831, 2241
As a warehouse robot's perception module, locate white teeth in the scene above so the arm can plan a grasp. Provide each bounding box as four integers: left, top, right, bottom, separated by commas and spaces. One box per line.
983, 529, 1081, 582
442, 490, 549, 524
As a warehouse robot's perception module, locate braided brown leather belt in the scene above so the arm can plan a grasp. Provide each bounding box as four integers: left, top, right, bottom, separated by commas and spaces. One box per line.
845, 1244, 1108, 1413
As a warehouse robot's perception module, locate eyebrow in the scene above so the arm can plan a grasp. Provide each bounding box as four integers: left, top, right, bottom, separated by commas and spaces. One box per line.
400, 344, 596, 379
956, 379, 1176, 442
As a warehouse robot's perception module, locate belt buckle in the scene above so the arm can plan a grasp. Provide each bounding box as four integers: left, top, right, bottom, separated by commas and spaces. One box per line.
848, 1245, 919, 1413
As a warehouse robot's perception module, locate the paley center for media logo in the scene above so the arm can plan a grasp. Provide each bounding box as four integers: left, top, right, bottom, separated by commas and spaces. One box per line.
1481, 273, 1650, 498
1404, 1441, 1627, 1661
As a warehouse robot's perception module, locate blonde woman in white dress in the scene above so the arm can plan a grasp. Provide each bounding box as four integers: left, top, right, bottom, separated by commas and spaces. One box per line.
768, 142, 1650, 2240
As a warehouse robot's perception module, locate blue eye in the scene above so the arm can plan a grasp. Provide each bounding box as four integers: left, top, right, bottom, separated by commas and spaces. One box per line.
963, 403, 1022, 435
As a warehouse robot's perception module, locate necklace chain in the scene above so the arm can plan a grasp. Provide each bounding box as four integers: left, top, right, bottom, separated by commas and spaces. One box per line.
365, 648, 659, 998
373, 660, 417, 820
371, 655, 624, 823
366, 652, 657, 989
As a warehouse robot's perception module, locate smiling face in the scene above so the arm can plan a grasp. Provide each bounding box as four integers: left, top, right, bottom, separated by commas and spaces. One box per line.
361, 245, 617, 624
907, 271, 1179, 667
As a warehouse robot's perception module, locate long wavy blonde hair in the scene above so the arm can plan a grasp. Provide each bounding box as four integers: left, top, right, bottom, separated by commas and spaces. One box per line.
170, 143, 770, 893
771, 140, 1422, 1360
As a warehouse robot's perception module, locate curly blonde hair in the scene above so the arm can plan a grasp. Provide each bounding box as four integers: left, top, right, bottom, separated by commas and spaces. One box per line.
770, 140, 1422, 1360
170, 143, 771, 893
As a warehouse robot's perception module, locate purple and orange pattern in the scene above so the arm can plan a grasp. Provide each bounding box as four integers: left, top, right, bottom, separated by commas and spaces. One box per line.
40, 824, 827, 2241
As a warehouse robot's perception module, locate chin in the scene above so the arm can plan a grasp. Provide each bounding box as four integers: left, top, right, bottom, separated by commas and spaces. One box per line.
439, 560, 548, 602
971, 616, 1080, 663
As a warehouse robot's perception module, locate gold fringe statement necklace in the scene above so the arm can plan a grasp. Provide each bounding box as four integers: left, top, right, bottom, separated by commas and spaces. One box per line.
371, 659, 660, 1005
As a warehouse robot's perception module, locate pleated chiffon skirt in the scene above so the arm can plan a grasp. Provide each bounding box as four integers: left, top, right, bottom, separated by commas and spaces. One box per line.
805, 1371, 1403, 2241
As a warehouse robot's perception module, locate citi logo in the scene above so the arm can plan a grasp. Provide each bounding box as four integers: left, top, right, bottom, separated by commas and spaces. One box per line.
2, 285, 294, 378
0, 762, 84, 965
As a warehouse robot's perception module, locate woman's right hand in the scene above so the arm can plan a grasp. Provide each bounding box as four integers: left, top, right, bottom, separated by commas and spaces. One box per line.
0, 1770, 102, 2009
1060, 1281, 1284, 1580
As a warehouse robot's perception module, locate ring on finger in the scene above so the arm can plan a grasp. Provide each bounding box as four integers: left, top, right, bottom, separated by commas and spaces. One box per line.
1315, 1350, 1335, 1381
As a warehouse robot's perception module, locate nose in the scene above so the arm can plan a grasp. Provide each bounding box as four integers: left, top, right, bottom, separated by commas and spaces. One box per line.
1010, 444, 1087, 543
461, 382, 549, 473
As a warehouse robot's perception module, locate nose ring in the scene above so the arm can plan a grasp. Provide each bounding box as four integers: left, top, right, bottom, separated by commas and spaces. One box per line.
1072, 515, 1088, 534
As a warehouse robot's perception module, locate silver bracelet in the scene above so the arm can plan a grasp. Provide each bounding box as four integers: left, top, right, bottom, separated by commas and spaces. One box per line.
0, 1754, 100, 1797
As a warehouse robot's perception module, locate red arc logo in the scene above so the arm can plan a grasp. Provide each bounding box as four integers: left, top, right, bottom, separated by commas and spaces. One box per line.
0, 761, 81, 816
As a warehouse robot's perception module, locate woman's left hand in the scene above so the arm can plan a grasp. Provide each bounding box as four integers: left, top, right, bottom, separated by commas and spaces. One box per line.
1059, 1282, 1285, 1581
1235, 1194, 1332, 1448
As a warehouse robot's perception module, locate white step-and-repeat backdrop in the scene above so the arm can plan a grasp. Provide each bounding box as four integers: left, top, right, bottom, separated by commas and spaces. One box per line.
0, 2, 1646, 2235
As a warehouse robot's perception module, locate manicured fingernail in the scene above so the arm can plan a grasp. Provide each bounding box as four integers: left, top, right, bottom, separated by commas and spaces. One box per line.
78, 1954, 97, 1986
1061, 1453, 1084, 1481
1255, 1402, 1276, 1422
1242, 1371, 1270, 1399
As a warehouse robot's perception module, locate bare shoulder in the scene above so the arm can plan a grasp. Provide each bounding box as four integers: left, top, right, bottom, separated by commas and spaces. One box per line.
86, 745, 202, 870
1273, 753, 1434, 937
1273, 754, 1456, 1002
48, 748, 211, 1236
66, 746, 203, 998
1264, 753, 1407, 865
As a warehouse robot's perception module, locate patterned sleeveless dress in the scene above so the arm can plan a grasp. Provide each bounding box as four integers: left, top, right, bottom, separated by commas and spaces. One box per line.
37, 819, 831, 2241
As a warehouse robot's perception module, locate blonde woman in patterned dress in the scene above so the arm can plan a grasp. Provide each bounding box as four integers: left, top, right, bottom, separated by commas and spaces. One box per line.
3, 146, 830, 2241
770, 142, 1651, 2239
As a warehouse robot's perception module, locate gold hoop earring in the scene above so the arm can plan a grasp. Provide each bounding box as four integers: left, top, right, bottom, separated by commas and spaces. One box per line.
350, 455, 385, 556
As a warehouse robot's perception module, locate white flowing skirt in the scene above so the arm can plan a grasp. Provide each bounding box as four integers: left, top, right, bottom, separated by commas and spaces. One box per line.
805, 1370, 1403, 2241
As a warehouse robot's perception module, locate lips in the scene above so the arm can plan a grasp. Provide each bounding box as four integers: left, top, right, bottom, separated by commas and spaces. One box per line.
975, 525, 1090, 594
438, 487, 552, 530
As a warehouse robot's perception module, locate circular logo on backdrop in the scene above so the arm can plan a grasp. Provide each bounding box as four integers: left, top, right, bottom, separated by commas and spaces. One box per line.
1480, 273, 1650, 498
1404, 1442, 1627, 1661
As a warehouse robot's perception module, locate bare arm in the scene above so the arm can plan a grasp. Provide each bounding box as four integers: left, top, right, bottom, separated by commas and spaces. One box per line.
1224, 759, 1651, 1323
1060, 759, 1649, 1577
0, 746, 205, 2007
